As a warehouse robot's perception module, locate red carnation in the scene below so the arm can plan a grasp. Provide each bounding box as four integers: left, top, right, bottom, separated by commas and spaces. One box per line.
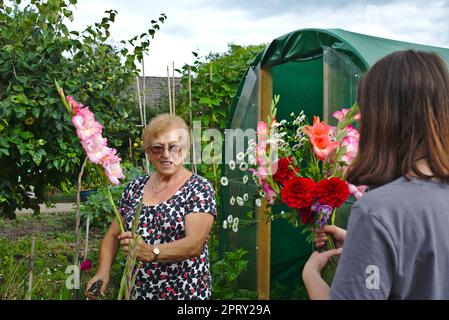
315, 177, 350, 208
281, 176, 316, 209
296, 207, 314, 225
273, 157, 299, 185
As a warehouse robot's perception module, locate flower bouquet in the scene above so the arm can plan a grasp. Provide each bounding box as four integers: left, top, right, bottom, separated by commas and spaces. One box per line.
248, 95, 366, 284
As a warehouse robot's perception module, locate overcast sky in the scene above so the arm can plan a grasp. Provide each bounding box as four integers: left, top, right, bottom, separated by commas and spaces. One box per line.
64, 0, 449, 76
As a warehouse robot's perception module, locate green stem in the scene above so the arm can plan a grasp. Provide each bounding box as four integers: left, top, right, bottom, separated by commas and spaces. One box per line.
106, 184, 125, 234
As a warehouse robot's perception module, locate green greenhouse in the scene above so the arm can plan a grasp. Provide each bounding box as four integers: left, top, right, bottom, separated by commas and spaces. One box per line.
219, 28, 449, 299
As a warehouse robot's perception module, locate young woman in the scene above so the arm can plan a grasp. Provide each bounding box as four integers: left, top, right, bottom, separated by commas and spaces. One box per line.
302, 50, 449, 299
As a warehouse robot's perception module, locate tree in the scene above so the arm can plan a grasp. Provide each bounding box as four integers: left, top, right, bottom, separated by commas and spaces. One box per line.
0, 0, 166, 218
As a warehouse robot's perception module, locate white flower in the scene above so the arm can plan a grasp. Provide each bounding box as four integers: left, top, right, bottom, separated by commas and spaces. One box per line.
248, 154, 257, 165
255, 198, 262, 207
292, 144, 302, 151
280, 141, 289, 149
229, 160, 236, 170
236, 197, 244, 206
280, 210, 285, 215
232, 217, 239, 232
223, 220, 228, 230
239, 162, 248, 172
248, 139, 256, 147
242, 175, 248, 184
259, 190, 266, 197
227, 215, 234, 224
243, 193, 249, 201
236, 152, 245, 161
230, 196, 236, 206
220, 176, 229, 186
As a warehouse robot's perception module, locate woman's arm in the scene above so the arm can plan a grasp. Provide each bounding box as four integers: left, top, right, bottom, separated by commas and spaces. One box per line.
97, 218, 122, 272
302, 249, 342, 300
119, 212, 215, 263
85, 218, 121, 299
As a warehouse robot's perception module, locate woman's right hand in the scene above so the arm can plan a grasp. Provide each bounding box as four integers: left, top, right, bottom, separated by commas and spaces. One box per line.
85, 272, 110, 300
314, 225, 347, 249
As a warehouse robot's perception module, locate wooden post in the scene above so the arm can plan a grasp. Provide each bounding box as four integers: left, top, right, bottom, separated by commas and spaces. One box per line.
136, 76, 144, 127
141, 63, 150, 174
84, 215, 90, 261
188, 67, 197, 174
257, 67, 272, 300
172, 61, 176, 115
167, 66, 173, 115
26, 237, 36, 300
74, 156, 88, 269
142, 61, 147, 126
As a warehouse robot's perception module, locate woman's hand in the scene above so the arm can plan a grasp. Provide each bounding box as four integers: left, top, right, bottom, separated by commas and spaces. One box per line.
303, 248, 343, 277
85, 272, 109, 300
314, 225, 347, 249
301, 248, 342, 300
118, 231, 153, 262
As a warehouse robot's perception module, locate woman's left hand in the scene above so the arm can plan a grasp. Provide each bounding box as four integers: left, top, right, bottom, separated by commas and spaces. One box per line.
118, 231, 152, 262
303, 248, 343, 277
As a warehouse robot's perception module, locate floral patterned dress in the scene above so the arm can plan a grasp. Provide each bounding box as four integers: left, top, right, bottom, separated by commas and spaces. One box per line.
118, 172, 216, 300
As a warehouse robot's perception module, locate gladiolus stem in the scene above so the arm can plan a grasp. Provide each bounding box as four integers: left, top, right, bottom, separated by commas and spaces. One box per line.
106, 183, 125, 234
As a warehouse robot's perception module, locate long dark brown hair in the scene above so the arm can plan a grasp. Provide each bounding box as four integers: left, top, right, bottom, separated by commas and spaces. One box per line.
347, 50, 449, 187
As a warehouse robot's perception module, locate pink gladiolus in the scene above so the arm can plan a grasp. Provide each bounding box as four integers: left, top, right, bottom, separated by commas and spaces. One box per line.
72, 107, 103, 141
66, 96, 83, 114
81, 135, 109, 164
348, 183, 368, 200
333, 108, 361, 122
102, 152, 125, 185
261, 180, 277, 205
341, 125, 360, 165
332, 108, 350, 122
64, 95, 124, 186
303, 116, 339, 161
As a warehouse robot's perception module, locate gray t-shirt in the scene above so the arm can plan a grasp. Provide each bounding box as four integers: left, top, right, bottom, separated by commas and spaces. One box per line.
330, 177, 449, 300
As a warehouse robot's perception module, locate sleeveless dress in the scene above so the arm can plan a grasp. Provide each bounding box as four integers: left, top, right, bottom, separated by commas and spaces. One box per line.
117, 172, 217, 300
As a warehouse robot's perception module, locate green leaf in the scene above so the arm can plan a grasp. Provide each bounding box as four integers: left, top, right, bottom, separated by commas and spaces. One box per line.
18, 131, 33, 139
16, 75, 28, 83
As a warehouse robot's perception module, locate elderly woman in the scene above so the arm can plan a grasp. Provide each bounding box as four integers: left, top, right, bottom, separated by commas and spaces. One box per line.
86, 113, 216, 300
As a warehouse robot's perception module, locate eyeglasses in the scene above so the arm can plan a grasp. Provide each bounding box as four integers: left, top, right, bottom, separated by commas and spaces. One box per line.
147, 143, 183, 156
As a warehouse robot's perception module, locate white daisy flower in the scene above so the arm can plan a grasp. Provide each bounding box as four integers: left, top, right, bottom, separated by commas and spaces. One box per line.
230, 196, 236, 206
220, 176, 229, 186
232, 217, 239, 232
239, 162, 248, 172
223, 220, 228, 230
242, 175, 248, 184
236, 152, 245, 161
229, 160, 236, 170
255, 198, 262, 207
236, 197, 244, 206
227, 214, 234, 224
243, 193, 249, 201
248, 154, 257, 165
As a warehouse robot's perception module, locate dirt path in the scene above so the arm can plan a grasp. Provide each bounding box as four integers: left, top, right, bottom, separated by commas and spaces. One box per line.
15, 203, 76, 215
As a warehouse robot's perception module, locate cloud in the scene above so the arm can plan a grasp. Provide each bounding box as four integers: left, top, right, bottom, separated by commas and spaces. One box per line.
60, 0, 449, 75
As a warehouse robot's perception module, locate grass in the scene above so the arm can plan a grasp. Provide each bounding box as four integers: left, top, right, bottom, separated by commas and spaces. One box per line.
0, 211, 124, 300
